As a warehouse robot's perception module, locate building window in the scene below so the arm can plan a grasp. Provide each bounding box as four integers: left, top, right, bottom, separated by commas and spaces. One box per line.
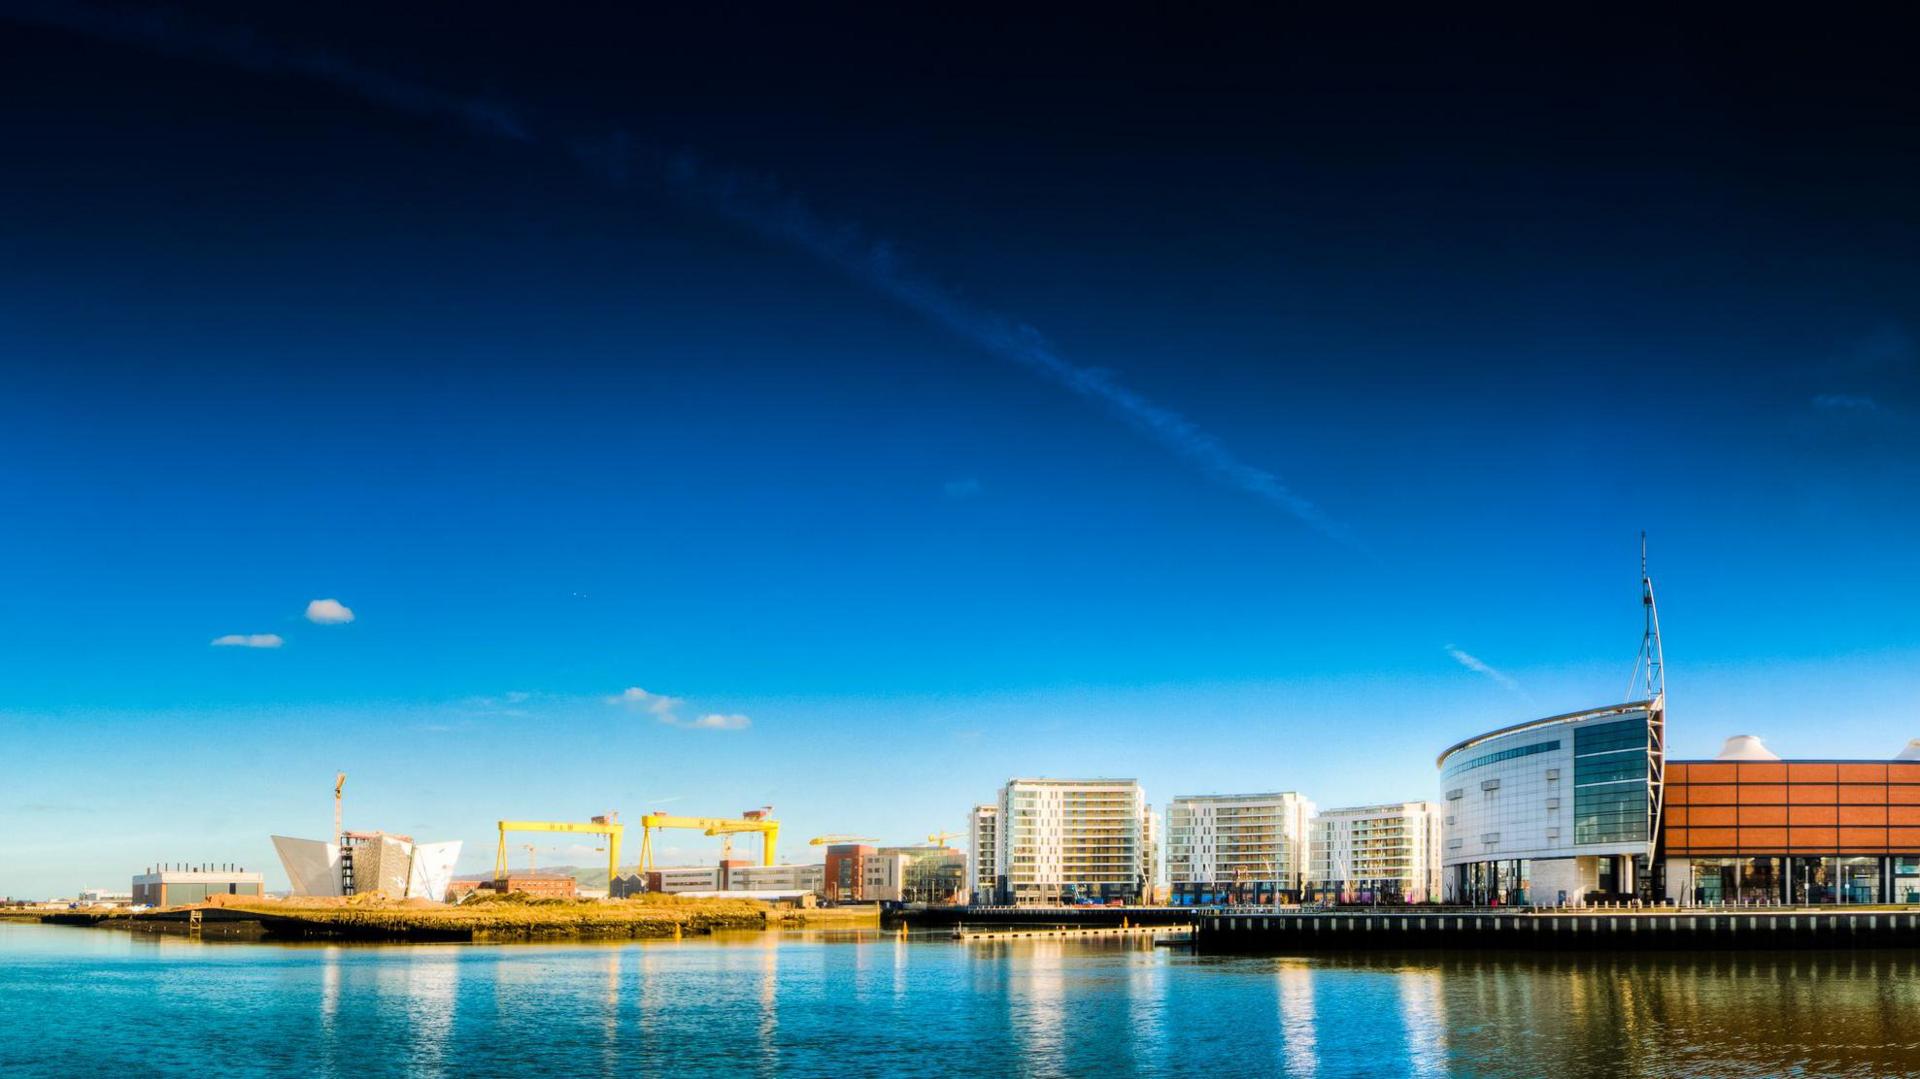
1572, 718, 1648, 845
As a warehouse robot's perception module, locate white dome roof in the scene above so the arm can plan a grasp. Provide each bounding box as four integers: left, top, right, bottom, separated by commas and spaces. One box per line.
1896, 740, 1920, 762
1716, 735, 1781, 761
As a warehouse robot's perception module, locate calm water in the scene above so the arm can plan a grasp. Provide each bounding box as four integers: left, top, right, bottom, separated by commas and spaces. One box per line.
5, 922, 1920, 1077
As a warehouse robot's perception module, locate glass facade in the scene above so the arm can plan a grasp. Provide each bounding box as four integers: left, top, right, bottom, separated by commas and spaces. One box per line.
1573, 720, 1649, 845
1454, 859, 1531, 905
1686, 857, 1785, 904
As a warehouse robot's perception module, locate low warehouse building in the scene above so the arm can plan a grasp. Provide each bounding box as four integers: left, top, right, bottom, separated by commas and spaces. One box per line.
132, 865, 264, 907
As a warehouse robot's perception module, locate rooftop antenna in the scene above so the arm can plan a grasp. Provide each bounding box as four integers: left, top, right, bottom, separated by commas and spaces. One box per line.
1626, 532, 1665, 704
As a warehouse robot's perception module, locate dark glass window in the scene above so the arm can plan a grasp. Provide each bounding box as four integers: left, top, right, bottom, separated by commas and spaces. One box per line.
1573, 718, 1649, 845
1442, 739, 1560, 778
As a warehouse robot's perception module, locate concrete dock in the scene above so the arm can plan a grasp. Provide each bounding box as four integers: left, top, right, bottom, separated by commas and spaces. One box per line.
1196, 907, 1920, 950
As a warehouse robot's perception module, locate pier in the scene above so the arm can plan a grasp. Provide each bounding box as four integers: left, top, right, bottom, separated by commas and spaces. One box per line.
953, 923, 1191, 942
1196, 907, 1920, 950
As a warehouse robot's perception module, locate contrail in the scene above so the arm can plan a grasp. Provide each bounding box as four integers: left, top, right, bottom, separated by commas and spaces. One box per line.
6, 2, 1340, 538
1445, 645, 1532, 701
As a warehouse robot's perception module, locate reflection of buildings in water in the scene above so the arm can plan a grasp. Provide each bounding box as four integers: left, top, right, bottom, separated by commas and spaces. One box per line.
756, 939, 779, 1071
892, 931, 909, 1002
317, 946, 342, 1077
599, 950, 622, 1075
1009, 941, 1068, 1071
1124, 950, 1170, 1074
1275, 961, 1316, 1078
636, 949, 666, 1079
400, 952, 459, 1074
1359, 951, 1920, 1077
1395, 970, 1446, 1078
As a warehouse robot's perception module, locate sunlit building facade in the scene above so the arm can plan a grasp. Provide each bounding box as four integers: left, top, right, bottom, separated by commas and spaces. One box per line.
968, 804, 999, 904
1307, 801, 1444, 903
993, 778, 1149, 905
1165, 792, 1314, 905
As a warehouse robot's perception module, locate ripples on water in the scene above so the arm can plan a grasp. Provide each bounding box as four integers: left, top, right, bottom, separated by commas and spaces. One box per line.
4, 922, 1919, 1077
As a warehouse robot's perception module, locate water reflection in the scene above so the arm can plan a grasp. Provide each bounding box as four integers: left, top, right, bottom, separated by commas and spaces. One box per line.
1275, 960, 1317, 1078
1395, 969, 1446, 1078
13, 922, 1920, 1077
1009, 941, 1067, 1073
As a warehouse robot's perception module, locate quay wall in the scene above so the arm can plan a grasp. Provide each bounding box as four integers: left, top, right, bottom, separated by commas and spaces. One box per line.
1197, 908, 1920, 951
899, 905, 1200, 929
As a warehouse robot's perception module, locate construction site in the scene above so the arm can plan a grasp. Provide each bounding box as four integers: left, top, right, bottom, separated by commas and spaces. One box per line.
239, 774, 970, 911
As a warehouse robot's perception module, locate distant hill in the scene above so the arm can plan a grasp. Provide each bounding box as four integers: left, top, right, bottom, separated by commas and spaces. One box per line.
453, 865, 612, 889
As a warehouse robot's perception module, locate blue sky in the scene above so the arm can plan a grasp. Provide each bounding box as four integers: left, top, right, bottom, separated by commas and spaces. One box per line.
2, 6, 1919, 896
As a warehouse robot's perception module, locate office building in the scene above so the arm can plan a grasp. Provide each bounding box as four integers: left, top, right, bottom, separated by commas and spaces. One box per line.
1165, 792, 1315, 905
1437, 700, 1666, 905
730, 863, 826, 893
1307, 801, 1444, 903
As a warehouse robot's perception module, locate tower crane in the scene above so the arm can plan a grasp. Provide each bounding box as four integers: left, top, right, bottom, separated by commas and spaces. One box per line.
808, 835, 880, 846
927, 831, 960, 848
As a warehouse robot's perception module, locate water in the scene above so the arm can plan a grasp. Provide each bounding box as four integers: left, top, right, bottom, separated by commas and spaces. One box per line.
5, 922, 1920, 1077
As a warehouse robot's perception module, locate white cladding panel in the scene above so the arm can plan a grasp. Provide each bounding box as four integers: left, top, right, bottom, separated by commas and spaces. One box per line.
271, 835, 342, 898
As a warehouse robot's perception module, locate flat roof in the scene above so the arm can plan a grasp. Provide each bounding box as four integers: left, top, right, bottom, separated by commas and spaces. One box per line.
1670, 758, 1920, 766
1436, 699, 1658, 769
1168, 792, 1305, 803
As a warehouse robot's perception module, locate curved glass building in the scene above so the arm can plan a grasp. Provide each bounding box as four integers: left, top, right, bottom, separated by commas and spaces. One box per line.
1436, 700, 1666, 905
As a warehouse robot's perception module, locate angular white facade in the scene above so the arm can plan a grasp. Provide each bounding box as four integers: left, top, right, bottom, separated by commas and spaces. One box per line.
994, 778, 1149, 905
1165, 792, 1315, 901
1307, 801, 1443, 903
271, 834, 464, 902
271, 836, 343, 898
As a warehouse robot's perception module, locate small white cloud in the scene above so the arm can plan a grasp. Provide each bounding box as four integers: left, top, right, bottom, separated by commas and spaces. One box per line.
944, 478, 982, 499
211, 633, 284, 648
607, 686, 683, 717
305, 598, 355, 624
608, 687, 749, 730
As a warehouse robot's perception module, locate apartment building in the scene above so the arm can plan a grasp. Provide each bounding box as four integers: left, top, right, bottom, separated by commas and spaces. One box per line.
993, 778, 1149, 905
1308, 800, 1444, 903
968, 804, 999, 904
1165, 792, 1315, 904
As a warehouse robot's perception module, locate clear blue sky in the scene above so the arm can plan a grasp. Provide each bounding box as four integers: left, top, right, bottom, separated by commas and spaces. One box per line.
2, 6, 1918, 896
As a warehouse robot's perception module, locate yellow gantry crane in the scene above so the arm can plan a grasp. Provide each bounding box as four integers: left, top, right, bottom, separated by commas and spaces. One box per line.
638, 807, 779, 872
495, 813, 623, 883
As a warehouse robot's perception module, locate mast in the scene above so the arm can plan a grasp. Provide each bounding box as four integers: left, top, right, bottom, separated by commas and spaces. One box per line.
1629, 532, 1667, 898
1627, 531, 1665, 705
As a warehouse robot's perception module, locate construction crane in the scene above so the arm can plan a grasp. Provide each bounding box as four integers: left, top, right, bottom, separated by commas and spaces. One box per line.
333, 772, 346, 841
927, 830, 959, 848
808, 835, 879, 846
495, 814, 623, 884
638, 808, 780, 873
